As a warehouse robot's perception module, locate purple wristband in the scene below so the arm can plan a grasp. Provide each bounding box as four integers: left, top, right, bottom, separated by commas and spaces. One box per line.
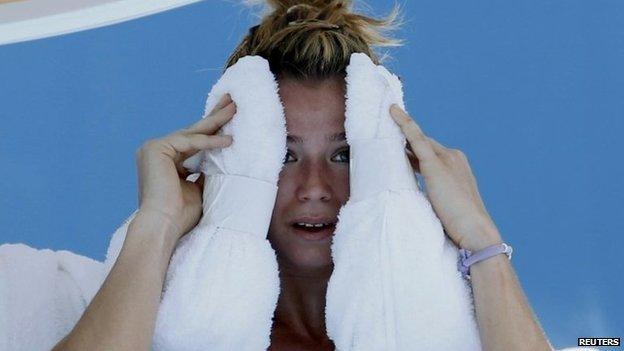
458, 243, 513, 279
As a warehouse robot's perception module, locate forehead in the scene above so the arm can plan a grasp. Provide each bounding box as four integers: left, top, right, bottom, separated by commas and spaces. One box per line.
277, 76, 346, 135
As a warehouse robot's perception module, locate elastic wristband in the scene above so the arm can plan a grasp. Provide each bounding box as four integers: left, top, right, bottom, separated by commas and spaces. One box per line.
458, 243, 513, 279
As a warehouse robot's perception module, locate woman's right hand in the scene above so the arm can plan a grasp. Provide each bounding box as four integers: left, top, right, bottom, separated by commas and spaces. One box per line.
134, 94, 236, 243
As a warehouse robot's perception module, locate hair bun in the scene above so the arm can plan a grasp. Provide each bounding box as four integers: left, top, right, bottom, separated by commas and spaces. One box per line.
230, 0, 402, 78
246, 0, 346, 10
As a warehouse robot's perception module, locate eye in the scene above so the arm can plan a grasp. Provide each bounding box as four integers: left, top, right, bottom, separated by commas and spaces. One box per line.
331, 147, 350, 163
283, 150, 297, 163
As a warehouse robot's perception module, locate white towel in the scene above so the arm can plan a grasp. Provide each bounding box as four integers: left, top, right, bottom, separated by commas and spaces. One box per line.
103, 55, 286, 351
0, 53, 582, 351
326, 53, 482, 350
0, 243, 104, 351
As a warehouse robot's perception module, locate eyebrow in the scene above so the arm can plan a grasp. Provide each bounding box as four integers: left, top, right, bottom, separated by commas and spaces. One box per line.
287, 132, 346, 143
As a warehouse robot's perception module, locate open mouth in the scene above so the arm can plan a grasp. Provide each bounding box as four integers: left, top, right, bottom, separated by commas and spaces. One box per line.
291, 222, 336, 240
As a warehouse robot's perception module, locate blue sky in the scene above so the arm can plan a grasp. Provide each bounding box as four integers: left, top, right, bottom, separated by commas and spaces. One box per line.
0, 1, 622, 348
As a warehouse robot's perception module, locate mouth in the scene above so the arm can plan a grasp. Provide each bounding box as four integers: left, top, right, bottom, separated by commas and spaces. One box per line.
290, 218, 337, 241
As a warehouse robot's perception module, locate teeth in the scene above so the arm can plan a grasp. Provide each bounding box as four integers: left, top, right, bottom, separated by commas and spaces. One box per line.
296, 222, 330, 228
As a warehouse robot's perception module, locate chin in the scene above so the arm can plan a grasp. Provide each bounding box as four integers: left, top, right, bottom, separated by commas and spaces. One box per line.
271, 240, 334, 273
289, 249, 333, 271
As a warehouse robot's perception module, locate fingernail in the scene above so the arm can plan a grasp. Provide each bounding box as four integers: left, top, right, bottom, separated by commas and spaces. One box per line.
390, 105, 399, 117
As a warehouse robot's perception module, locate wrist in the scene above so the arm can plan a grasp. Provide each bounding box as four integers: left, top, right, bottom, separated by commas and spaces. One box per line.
137, 205, 183, 233
128, 209, 180, 255
458, 221, 503, 251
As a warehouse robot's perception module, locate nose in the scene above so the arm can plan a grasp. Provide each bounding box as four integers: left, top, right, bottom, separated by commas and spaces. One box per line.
296, 162, 332, 202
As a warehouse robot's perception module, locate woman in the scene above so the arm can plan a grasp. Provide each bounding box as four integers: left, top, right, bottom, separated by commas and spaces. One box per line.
53, 0, 553, 350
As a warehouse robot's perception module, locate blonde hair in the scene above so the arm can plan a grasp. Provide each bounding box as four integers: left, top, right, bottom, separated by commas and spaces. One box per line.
226, 0, 403, 79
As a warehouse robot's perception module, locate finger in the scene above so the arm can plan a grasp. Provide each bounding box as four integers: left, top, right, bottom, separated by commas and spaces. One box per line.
427, 136, 449, 156
184, 101, 236, 135
390, 104, 437, 162
168, 133, 233, 175
166, 133, 233, 154
207, 93, 232, 116
174, 130, 233, 175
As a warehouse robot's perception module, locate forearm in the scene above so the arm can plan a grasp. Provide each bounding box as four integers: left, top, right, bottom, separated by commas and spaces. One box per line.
53, 212, 178, 351
466, 228, 553, 351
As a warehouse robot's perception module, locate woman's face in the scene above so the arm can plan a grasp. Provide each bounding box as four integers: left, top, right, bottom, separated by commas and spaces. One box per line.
267, 76, 350, 272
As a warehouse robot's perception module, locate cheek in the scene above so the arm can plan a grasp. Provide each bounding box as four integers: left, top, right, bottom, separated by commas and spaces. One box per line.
274, 168, 298, 206
269, 168, 297, 224
275, 167, 297, 193
332, 166, 350, 203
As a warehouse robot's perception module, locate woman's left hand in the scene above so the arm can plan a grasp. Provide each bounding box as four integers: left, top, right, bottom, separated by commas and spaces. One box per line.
389, 104, 503, 251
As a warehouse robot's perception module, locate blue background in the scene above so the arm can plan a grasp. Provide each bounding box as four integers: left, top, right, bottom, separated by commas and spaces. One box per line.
1, 1, 622, 348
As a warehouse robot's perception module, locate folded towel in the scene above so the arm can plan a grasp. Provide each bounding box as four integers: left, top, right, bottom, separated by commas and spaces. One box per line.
326, 53, 482, 350
103, 55, 286, 351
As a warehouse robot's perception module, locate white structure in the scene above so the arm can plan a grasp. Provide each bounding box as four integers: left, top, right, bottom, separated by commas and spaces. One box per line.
0, 0, 203, 46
